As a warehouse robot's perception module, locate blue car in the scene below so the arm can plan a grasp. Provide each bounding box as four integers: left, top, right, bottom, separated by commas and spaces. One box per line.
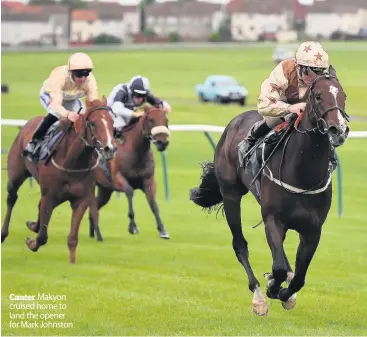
196, 75, 248, 106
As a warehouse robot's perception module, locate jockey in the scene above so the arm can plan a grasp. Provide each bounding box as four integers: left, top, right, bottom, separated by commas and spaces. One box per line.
241, 41, 331, 157
23, 52, 98, 158
107, 75, 171, 138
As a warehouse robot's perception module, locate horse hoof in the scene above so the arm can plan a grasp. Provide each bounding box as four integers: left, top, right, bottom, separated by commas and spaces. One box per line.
128, 227, 139, 235
252, 302, 268, 316
282, 296, 297, 310
97, 236, 104, 242
1, 233, 8, 243
264, 272, 273, 280
26, 221, 38, 233
26, 238, 38, 252
159, 232, 170, 239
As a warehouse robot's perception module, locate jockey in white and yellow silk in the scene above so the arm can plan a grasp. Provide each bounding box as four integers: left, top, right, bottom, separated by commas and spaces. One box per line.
241, 41, 330, 154
24, 52, 98, 157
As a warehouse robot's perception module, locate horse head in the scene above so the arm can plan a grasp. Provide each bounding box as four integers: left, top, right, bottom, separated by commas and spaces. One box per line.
74, 96, 116, 160
303, 66, 349, 147
141, 106, 170, 152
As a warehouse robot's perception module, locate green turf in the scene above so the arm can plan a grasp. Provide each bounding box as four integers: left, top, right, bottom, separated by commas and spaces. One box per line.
1, 44, 367, 336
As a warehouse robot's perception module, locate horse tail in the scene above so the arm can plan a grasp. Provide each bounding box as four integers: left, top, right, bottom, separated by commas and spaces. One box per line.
189, 161, 223, 212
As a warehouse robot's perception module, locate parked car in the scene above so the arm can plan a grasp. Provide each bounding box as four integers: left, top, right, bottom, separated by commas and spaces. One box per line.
196, 75, 248, 106
272, 47, 294, 64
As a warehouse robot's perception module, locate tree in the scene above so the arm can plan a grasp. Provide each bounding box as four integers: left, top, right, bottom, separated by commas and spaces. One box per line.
218, 16, 231, 42
140, 0, 156, 33
29, 0, 56, 4
60, 0, 87, 41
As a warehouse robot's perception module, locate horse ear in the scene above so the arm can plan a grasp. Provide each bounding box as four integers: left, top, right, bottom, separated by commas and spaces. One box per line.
102, 95, 107, 106
328, 65, 337, 78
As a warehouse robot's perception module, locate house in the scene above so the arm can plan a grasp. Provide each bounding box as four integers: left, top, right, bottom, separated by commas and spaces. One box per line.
305, 0, 367, 39
86, 2, 140, 42
121, 5, 140, 40
1, 2, 68, 46
71, 2, 140, 43
71, 9, 99, 42
227, 0, 295, 41
2, 11, 50, 46
145, 0, 223, 41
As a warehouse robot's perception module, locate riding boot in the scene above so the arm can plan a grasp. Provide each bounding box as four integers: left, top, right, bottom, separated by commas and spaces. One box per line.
241, 119, 272, 156
114, 127, 122, 139
23, 114, 58, 157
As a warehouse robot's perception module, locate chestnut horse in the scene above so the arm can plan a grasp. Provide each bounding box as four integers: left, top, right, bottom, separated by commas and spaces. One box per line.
2, 97, 116, 263
190, 69, 349, 315
89, 106, 170, 241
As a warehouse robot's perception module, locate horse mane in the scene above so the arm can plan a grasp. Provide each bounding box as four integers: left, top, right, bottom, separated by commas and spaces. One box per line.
122, 117, 141, 132
84, 97, 108, 117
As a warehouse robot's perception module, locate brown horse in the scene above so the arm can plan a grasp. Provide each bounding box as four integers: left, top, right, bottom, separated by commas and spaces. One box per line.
89, 106, 171, 241
1, 97, 116, 263
190, 69, 349, 315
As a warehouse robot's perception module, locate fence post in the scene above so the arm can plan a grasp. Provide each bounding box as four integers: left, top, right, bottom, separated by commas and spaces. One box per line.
204, 131, 216, 151
161, 151, 170, 201
336, 153, 342, 217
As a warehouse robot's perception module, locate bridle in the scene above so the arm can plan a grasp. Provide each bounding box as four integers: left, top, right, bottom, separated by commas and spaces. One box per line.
295, 74, 349, 135
51, 105, 112, 174
141, 107, 169, 144
75, 106, 110, 152
273, 75, 349, 194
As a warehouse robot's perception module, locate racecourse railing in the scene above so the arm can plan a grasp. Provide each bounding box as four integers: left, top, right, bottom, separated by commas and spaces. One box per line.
2, 119, 367, 217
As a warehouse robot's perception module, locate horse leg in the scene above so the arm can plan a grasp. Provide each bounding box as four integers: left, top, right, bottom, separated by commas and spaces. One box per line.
125, 185, 139, 235
88, 186, 106, 242
222, 189, 268, 316
278, 229, 322, 303
68, 197, 90, 264
26, 201, 41, 233
264, 217, 288, 300
143, 176, 169, 239
89, 189, 105, 242
2, 167, 30, 242
26, 195, 56, 252
113, 172, 137, 235
264, 230, 296, 309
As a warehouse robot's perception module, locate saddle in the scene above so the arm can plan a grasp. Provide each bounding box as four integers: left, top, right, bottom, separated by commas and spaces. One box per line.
32, 122, 66, 164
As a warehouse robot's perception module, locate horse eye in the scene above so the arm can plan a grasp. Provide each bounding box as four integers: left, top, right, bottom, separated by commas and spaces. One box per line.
315, 93, 322, 100
90, 122, 96, 127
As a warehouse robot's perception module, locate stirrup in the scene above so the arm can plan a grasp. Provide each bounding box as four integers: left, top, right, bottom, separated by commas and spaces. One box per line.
114, 129, 122, 139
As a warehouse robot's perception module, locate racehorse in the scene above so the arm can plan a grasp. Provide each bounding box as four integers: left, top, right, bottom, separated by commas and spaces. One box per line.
1, 97, 116, 264
89, 105, 171, 241
190, 68, 349, 315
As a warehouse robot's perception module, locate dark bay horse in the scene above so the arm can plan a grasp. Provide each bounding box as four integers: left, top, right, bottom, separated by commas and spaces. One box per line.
190, 69, 349, 315
2, 97, 116, 264
89, 106, 171, 240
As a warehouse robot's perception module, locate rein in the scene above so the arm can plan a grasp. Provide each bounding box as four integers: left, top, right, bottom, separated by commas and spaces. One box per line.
261, 75, 348, 194
294, 74, 349, 135
52, 106, 108, 173
140, 107, 170, 143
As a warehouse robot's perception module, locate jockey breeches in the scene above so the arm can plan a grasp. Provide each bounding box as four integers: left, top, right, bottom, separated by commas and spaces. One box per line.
263, 116, 284, 128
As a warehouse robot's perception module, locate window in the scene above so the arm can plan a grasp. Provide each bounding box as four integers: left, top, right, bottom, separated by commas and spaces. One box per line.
127, 23, 132, 34
166, 16, 178, 25
147, 16, 155, 25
